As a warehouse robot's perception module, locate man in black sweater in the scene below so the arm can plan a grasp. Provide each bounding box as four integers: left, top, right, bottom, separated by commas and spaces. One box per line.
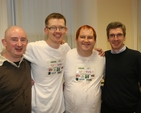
101, 21, 141, 113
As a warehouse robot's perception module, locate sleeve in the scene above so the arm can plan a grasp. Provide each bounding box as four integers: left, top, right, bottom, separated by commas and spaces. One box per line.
64, 43, 71, 52
24, 43, 34, 63
136, 91, 141, 113
135, 52, 141, 113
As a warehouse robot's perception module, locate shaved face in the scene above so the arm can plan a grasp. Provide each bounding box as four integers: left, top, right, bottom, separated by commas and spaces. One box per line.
2, 26, 28, 62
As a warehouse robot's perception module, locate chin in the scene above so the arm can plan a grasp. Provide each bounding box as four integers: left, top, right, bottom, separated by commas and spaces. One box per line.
15, 52, 24, 56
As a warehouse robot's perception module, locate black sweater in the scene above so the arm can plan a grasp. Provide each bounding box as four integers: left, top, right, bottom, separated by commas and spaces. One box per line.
102, 48, 141, 112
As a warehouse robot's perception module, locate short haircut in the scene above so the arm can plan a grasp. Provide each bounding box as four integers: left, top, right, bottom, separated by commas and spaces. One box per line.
106, 21, 126, 38
76, 25, 96, 40
45, 12, 66, 26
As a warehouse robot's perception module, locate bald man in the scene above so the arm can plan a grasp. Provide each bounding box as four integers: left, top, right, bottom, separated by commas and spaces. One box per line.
0, 26, 31, 113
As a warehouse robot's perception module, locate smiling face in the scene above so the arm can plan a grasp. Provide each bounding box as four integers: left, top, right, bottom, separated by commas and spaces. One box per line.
108, 28, 125, 53
76, 26, 96, 57
2, 26, 28, 62
44, 18, 68, 48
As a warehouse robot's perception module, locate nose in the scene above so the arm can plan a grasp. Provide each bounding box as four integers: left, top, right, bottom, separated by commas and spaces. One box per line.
84, 37, 89, 42
17, 40, 22, 46
113, 36, 118, 40
56, 27, 60, 32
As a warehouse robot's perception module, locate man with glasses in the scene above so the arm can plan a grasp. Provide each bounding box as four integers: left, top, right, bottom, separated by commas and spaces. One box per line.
24, 13, 70, 113
101, 21, 141, 113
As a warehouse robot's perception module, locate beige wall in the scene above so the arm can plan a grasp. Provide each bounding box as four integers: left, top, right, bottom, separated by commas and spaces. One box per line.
96, 0, 138, 51
0, 0, 140, 52
137, 0, 141, 52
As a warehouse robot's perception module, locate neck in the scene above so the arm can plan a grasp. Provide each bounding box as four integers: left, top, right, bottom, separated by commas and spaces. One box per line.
112, 45, 125, 53
46, 40, 60, 49
77, 49, 92, 57
2, 53, 21, 62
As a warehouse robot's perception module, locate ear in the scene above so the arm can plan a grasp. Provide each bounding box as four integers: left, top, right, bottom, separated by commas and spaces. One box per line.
44, 27, 48, 34
107, 37, 110, 42
26, 39, 28, 44
2, 38, 6, 46
65, 27, 68, 33
75, 38, 77, 42
94, 38, 96, 42
124, 36, 126, 41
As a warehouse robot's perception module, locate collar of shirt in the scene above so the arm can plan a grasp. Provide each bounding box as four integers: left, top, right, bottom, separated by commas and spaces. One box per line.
111, 45, 126, 54
0, 53, 24, 67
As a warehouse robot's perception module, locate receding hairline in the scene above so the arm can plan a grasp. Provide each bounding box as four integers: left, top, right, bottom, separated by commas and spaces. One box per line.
4, 26, 27, 38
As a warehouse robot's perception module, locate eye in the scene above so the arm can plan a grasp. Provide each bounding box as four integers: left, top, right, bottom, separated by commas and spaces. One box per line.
109, 34, 115, 38
87, 36, 93, 39
21, 38, 27, 42
11, 37, 18, 41
50, 26, 57, 30
59, 26, 66, 30
80, 36, 85, 39
117, 33, 123, 37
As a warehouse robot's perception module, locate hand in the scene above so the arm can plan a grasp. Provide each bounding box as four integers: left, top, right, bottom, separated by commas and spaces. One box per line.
31, 79, 34, 86
60, 40, 65, 44
63, 82, 65, 91
95, 48, 105, 57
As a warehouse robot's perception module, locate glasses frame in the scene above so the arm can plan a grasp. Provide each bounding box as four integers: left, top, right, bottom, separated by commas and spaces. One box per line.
46, 26, 66, 32
109, 33, 124, 38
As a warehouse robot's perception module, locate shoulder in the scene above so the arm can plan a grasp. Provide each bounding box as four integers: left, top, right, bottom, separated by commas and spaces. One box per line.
105, 50, 111, 53
67, 48, 76, 54
23, 58, 31, 64
0, 54, 6, 66
66, 48, 76, 58
60, 43, 71, 53
93, 50, 105, 61
126, 48, 141, 56
26, 40, 46, 52
60, 43, 70, 49
105, 50, 111, 55
27, 40, 45, 47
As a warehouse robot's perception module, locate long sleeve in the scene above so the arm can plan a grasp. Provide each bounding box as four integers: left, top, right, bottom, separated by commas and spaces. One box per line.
136, 91, 141, 113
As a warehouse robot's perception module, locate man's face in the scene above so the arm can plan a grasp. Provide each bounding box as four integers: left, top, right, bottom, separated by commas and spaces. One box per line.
76, 28, 96, 53
108, 28, 125, 52
2, 28, 28, 60
44, 19, 68, 45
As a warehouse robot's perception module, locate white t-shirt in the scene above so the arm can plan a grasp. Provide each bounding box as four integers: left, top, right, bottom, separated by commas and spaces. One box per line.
24, 40, 70, 113
64, 48, 105, 113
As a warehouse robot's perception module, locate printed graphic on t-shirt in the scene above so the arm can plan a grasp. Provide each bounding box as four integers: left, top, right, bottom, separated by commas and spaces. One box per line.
48, 59, 64, 75
75, 67, 95, 81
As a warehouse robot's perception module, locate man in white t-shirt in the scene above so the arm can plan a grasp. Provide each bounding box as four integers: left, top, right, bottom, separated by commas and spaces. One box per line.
64, 25, 105, 113
24, 13, 70, 113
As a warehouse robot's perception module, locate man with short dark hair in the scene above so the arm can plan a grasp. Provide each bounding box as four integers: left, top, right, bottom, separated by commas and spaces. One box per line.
101, 21, 141, 113
24, 13, 70, 113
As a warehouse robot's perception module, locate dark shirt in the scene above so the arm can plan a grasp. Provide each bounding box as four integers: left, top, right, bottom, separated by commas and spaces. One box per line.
0, 58, 31, 113
102, 48, 141, 112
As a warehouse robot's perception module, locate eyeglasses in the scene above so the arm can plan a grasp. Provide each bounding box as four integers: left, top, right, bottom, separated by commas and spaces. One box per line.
46, 26, 66, 32
109, 33, 124, 38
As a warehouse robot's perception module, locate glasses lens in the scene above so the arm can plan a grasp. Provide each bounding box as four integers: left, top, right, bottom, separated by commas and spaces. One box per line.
47, 26, 66, 31
109, 33, 123, 38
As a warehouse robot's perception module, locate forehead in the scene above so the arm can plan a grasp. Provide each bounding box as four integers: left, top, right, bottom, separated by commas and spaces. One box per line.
48, 19, 65, 26
109, 28, 123, 34
6, 28, 27, 39
79, 28, 94, 35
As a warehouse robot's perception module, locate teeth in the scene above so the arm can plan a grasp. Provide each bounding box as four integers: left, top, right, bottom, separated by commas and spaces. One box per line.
54, 35, 61, 38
